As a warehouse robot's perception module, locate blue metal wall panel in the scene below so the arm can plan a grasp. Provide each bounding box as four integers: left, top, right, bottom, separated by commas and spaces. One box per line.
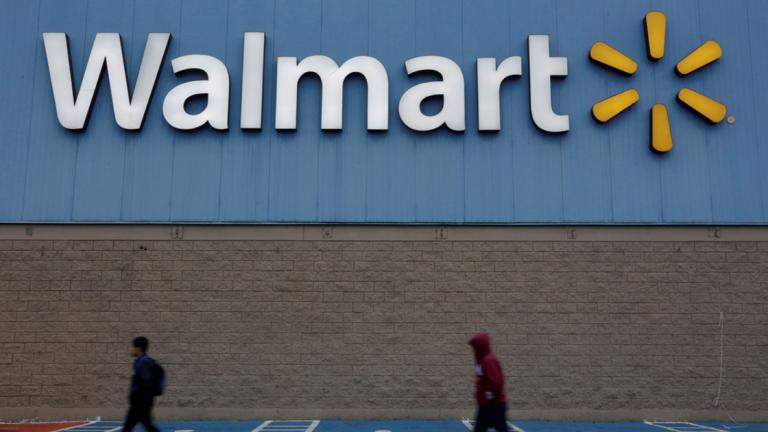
318, 0, 369, 222
557, 0, 613, 223
71, 0, 132, 221
748, 1, 768, 220
219, 0, 275, 222
366, 0, 417, 222
509, 0, 564, 223
0, 0, 38, 221
413, 0, 465, 223
604, 0, 664, 223
700, 1, 764, 223
269, 0, 321, 222
121, 0, 181, 222
658, 0, 713, 223
463, 0, 515, 223
168, 0, 227, 222
0, 0, 766, 224
22, 0, 86, 221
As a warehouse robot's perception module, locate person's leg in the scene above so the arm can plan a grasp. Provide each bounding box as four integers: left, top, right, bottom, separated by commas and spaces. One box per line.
122, 405, 140, 432
473, 405, 490, 432
140, 416, 161, 432
138, 403, 161, 432
491, 403, 509, 432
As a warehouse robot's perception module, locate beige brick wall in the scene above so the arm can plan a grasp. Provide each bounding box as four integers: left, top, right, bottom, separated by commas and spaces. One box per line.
0, 226, 766, 420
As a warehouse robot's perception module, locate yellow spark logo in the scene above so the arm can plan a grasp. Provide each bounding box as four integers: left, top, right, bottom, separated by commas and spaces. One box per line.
590, 11, 727, 153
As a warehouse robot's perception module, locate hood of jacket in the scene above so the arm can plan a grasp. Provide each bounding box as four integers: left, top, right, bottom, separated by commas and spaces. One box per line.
469, 333, 492, 363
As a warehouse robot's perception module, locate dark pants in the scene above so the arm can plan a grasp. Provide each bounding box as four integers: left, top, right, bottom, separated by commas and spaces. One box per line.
124, 400, 160, 432
474, 403, 509, 432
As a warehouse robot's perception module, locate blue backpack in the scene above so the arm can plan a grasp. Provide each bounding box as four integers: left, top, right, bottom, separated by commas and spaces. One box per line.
152, 361, 167, 396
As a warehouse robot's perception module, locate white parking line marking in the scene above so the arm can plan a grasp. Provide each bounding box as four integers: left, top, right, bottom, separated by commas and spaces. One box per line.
645, 421, 728, 432
462, 419, 526, 432
252, 420, 320, 432
55, 420, 123, 432
54, 423, 98, 432
55, 420, 125, 432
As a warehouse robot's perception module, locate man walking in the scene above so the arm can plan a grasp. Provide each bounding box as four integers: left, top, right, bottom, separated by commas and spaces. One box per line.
469, 333, 509, 432
124, 336, 161, 432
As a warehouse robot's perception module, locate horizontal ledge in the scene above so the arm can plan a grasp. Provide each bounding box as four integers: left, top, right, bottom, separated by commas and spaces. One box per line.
0, 224, 766, 242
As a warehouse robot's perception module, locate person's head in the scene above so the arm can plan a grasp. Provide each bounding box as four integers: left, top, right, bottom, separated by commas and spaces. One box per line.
468, 333, 491, 363
131, 336, 149, 358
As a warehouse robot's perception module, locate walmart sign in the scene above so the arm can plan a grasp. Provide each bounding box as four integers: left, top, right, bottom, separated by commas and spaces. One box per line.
42, 10, 727, 154
45, 32, 570, 134
0, 0, 765, 224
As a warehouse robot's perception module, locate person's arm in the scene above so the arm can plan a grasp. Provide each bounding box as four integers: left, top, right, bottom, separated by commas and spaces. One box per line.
480, 358, 504, 401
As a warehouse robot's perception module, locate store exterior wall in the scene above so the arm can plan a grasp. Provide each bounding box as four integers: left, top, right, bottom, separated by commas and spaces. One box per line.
1, 225, 766, 420
2, 0, 768, 422
2, 0, 768, 225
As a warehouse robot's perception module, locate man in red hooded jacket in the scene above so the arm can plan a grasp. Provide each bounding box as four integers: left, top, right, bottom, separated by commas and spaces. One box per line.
469, 333, 509, 432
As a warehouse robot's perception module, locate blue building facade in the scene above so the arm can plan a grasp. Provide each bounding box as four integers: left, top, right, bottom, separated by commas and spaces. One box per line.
1, 0, 767, 224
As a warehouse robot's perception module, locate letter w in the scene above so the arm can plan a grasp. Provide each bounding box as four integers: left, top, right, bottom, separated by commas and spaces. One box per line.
42, 32, 170, 130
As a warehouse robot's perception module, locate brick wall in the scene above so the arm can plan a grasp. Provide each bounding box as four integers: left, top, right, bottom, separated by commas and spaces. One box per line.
0, 229, 767, 420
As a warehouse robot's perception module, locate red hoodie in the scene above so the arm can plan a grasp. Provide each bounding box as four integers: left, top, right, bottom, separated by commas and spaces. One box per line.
469, 333, 506, 405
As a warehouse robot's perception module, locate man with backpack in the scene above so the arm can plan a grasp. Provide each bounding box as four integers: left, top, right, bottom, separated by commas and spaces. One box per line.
124, 336, 164, 432
469, 333, 509, 432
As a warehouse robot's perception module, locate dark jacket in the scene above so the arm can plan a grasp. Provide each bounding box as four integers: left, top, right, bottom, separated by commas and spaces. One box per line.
130, 354, 157, 405
469, 333, 506, 405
